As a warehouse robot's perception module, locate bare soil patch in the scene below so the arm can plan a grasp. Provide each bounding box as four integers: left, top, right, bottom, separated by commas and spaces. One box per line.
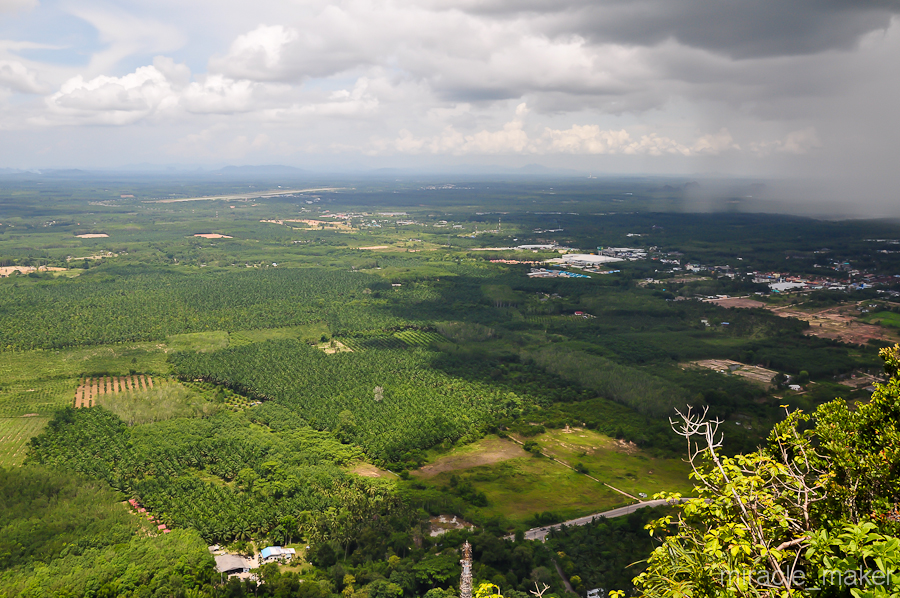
357, 245, 391, 250
261, 218, 352, 231
770, 304, 899, 345
316, 340, 352, 354
704, 296, 768, 309
350, 463, 397, 479
839, 372, 882, 389
74, 375, 154, 407
691, 359, 777, 387
75, 233, 109, 238
193, 233, 232, 239
429, 515, 475, 537
413, 437, 528, 478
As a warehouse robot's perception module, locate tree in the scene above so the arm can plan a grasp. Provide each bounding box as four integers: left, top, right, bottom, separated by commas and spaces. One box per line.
634, 344, 900, 598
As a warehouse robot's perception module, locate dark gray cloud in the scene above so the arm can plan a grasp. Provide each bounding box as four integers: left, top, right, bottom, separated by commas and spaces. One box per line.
449, 0, 900, 58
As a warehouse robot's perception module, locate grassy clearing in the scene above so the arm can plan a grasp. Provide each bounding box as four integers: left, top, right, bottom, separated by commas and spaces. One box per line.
862, 311, 900, 330
528, 428, 693, 498
229, 322, 330, 347
93, 379, 218, 425
415, 430, 692, 523
415, 435, 528, 478
166, 331, 230, 352
0, 378, 74, 417
0, 344, 169, 386
0, 417, 49, 466
431, 456, 628, 523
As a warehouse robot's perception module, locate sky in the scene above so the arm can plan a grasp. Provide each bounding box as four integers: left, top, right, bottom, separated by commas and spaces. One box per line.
0, 0, 899, 205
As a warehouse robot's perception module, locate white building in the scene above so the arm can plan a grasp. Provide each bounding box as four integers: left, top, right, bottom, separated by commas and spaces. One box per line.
561, 254, 625, 267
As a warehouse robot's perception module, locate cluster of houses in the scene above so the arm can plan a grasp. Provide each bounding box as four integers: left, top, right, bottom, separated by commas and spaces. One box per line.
127, 498, 171, 534
750, 271, 900, 293
527, 268, 590, 279
212, 545, 298, 578
598, 246, 648, 260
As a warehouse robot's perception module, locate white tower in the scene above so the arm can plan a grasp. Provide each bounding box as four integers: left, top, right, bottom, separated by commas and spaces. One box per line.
460, 541, 473, 598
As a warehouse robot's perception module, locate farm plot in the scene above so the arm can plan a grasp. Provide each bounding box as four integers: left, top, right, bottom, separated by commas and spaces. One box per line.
393, 330, 444, 346
316, 340, 353, 354
691, 359, 778, 387
0, 379, 73, 417
0, 416, 49, 466
340, 330, 444, 352
74, 375, 155, 407
770, 304, 900, 346
229, 323, 329, 348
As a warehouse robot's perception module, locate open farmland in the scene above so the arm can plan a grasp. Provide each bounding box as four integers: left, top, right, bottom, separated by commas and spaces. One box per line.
691, 359, 779, 387
778, 305, 900, 345
0, 416, 49, 466
705, 297, 900, 345
412, 430, 693, 524
704, 296, 768, 309
74, 375, 155, 407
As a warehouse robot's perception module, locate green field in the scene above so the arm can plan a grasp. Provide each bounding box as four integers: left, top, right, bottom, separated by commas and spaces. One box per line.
0, 416, 49, 466
413, 431, 693, 524
1, 176, 899, 597
862, 311, 900, 330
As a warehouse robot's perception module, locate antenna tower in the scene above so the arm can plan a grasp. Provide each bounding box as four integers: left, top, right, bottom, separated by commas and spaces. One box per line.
460, 541, 473, 598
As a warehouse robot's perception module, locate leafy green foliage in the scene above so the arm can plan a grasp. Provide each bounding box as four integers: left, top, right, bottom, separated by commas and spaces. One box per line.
0, 267, 405, 351
635, 344, 900, 598
547, 507, 672, 594
0, 466, 216, 598
170, 341, 521, 462
25, 406, 393, 545
526, 346, 691, 418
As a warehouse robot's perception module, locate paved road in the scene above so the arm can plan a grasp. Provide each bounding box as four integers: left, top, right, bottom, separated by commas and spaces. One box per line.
513, 499, 681, 542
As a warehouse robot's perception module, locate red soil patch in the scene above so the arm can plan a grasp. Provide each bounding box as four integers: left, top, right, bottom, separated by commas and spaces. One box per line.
73, 375, 154, 408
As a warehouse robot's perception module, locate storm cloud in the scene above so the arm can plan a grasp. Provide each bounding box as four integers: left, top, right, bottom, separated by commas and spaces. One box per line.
0, 0, 898, 211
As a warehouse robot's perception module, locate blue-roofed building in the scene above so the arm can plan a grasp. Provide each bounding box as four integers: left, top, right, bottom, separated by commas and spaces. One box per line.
260, 546, 296, 562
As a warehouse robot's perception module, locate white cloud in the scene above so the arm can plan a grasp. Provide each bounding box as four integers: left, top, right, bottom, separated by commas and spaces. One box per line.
750, 127, 821, 155
0, 60, 45, 93
778, 127, 821, 154
0, 0, 37, 13
261, 77, 380, 122
181, 75, 269, 114
44, 64, 178, 125
210, 25, 299, 81
378, 103, 740, 156
40, 57, 288, 124
167, 126, 271, 159
692, 128, 740, 154
67, 6, 188, 76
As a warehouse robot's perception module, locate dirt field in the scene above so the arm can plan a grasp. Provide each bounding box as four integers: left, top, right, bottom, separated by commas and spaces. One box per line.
413, 436, 528, 478
638, 275, 711, 287
704, 296, 768, 309
349, 463, 397, 479
261, 218, 353, 231
74, 375, 154, 407
75, 233, 109, 238
0, 265, 68, 276
357, 245, 391, 250
429, 515, 474, 537
691, 359, 778, 387
316, 340, 352, 354
193, 233, 232, 239
146, 188, 344, 203
838, 372, 882, 389
770, 304, 900, 345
